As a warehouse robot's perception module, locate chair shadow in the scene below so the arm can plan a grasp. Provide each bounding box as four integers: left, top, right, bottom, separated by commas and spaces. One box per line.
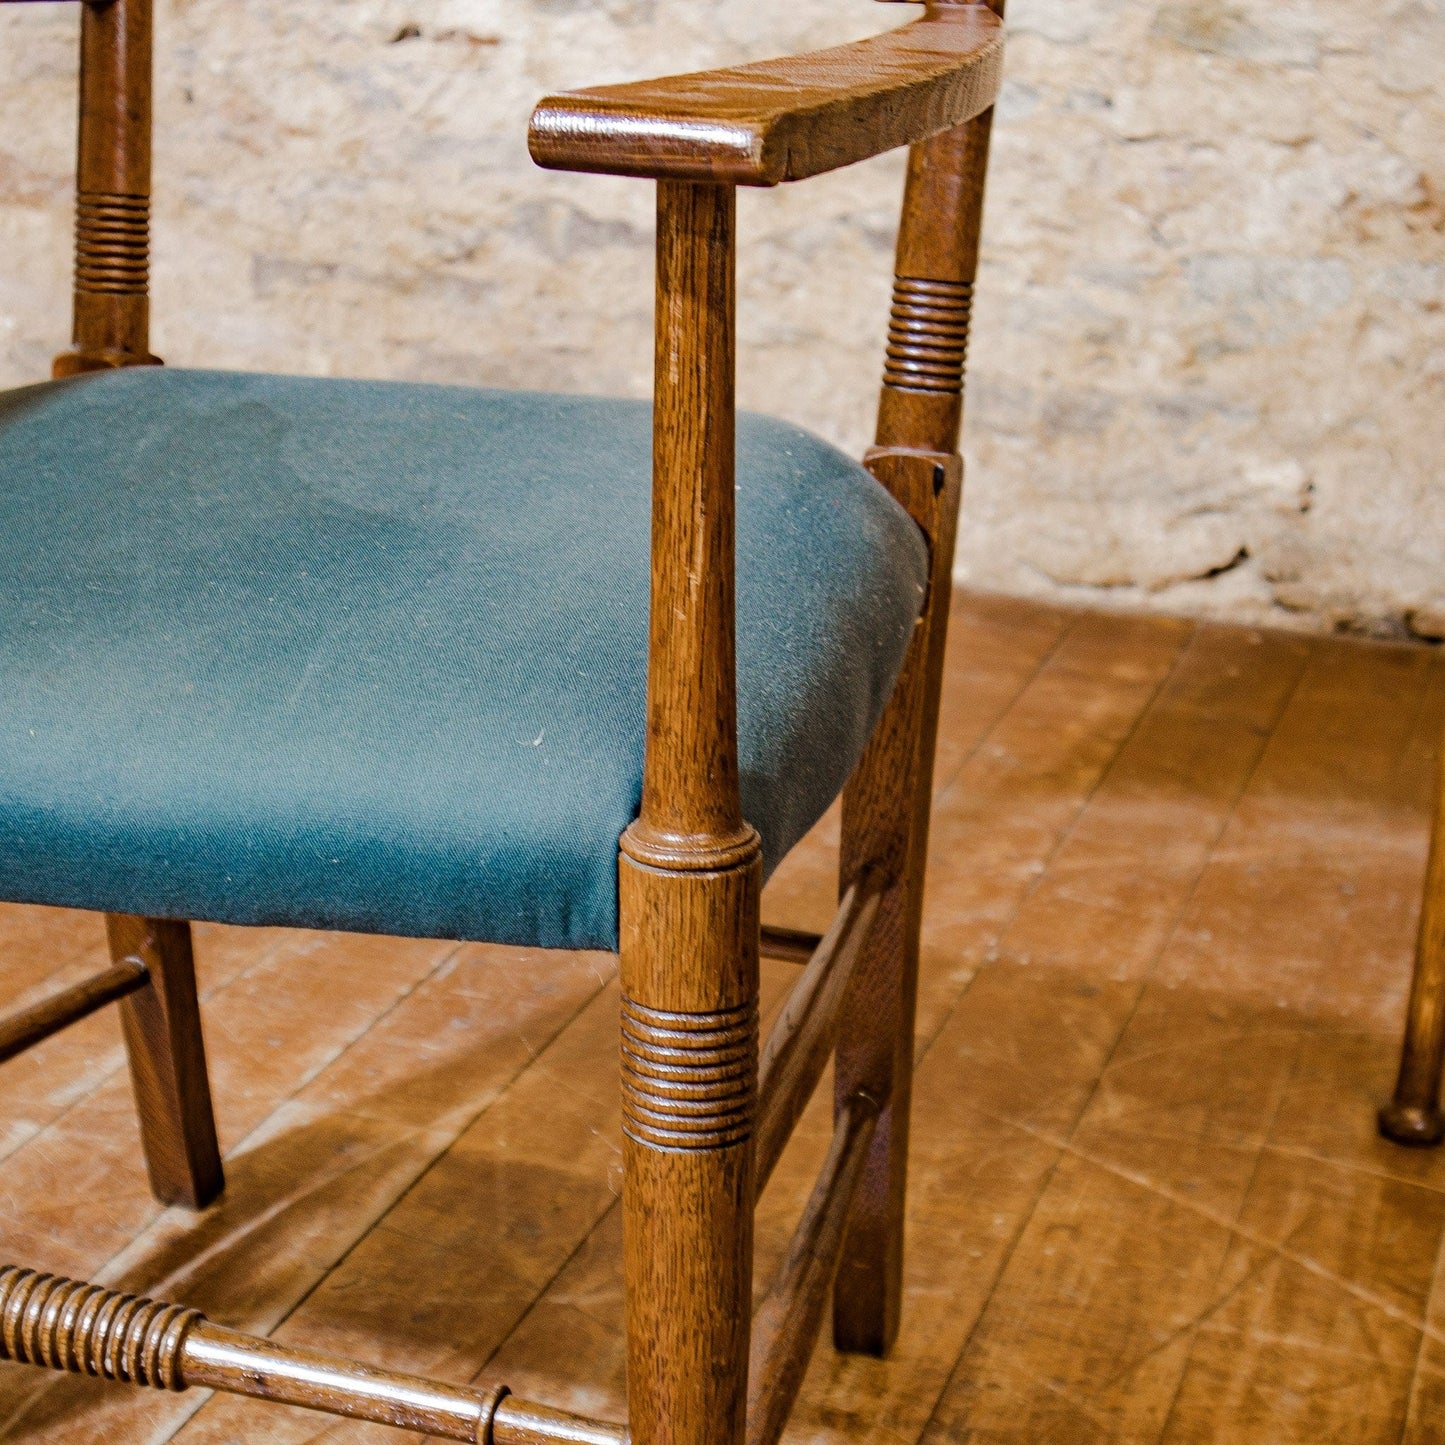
0, 1013, 623, 1441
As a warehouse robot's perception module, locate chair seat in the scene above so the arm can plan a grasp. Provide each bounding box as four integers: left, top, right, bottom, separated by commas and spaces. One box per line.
0, 368, 926, 950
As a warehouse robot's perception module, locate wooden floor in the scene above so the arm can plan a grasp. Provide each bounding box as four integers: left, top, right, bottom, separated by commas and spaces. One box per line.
2, 591, 1444, 1442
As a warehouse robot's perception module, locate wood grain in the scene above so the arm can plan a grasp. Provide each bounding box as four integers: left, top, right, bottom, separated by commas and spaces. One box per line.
528, 5, 1002, 186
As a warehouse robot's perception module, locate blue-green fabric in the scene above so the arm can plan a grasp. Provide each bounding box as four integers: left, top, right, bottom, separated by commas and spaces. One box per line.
0, 368, 926, 950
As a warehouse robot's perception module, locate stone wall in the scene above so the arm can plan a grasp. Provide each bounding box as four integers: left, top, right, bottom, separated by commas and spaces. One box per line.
2, 0, 1441, 635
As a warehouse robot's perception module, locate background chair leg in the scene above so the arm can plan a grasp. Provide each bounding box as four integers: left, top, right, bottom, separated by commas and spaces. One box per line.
1381, 743, 1445, 1146
106, 914, 224, 1207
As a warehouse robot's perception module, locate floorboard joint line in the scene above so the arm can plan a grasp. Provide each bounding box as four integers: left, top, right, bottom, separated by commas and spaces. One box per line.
1001, 1115, 1445, 1352
929, 608, 1080, 806
248, 975, 613, 1326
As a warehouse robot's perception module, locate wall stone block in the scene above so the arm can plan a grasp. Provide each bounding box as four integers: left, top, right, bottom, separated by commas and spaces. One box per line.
2, 0, 1440, 635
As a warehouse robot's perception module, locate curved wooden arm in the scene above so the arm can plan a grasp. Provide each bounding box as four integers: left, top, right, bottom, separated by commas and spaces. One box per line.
528, 3, 1003, 187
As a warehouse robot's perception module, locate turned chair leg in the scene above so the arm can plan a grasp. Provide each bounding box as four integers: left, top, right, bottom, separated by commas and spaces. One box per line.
618, 848, 761, 1445
1381, 741, 1445, 1146
106, 914, 225, 1207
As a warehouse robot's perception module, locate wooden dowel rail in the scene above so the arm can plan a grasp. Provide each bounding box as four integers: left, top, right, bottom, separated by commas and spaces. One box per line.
745, 1094, 880, 1445
0, 1265, 626, 1445
753, 875, 884, 1195
493, 1396, 631, 1445
0, 958, 148, 1065
758, 924, 822, 965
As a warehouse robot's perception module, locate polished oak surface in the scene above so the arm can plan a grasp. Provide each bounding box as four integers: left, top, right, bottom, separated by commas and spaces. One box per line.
0, 591, 1440, 1443
528, 5, 1002, 185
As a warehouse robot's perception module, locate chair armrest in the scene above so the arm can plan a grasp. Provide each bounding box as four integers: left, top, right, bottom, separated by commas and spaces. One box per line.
527, 3, 1003, 187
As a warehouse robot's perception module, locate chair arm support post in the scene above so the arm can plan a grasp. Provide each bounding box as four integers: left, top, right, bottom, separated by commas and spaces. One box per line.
624, 180, 750, 869
828, 1, 1001, 1356
617, 179, 760, 1445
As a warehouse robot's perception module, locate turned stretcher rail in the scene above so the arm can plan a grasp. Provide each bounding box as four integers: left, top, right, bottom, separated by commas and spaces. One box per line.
758, 924, 822, 965
754, 875, 884, 1194
0, 1266, 625, 1444
0, 958, 148, 1065
746, 1093, 879, 1445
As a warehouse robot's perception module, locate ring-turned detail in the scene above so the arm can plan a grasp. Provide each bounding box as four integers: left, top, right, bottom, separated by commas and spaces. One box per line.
620, 997, 758, 1151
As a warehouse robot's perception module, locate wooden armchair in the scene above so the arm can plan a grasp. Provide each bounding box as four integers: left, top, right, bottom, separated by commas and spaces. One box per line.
0, 0, 1004, 1440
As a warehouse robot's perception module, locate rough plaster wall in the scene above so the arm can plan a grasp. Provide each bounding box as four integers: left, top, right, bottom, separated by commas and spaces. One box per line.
1, 0, 1441, 635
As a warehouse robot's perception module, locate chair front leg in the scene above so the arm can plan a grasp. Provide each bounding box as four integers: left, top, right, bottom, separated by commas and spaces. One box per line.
107, 914, 224, 1208
619, 849, 761, 1445
621, 177, 757, 1445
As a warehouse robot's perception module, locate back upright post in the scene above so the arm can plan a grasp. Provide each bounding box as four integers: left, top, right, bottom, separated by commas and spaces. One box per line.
52, 0, 222, 1209
54, 0, 159, 376
833, 0, 1004, 1357
618, 180, 761, 1445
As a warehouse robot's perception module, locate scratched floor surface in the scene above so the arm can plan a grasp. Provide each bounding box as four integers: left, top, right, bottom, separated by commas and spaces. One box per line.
1, 591, 1442, 1442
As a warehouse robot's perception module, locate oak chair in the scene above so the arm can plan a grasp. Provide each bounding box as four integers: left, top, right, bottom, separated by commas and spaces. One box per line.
1381, 745, 1445, 1147
0, 0, 1005, 1439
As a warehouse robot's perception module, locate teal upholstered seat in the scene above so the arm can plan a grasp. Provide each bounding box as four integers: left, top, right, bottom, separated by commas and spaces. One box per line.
0, 368, 926, 951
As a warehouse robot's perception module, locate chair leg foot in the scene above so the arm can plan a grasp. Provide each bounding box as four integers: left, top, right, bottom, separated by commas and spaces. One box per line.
1379, 1101, 1445, 1147
107, 914, 224, 1209
831, 1103, 906, 1358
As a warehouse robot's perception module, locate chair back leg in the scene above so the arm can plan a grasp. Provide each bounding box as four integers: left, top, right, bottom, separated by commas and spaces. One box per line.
833, 10, 1000, 1354
833, 451, 961, 1355
107, 915, 224, 1208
